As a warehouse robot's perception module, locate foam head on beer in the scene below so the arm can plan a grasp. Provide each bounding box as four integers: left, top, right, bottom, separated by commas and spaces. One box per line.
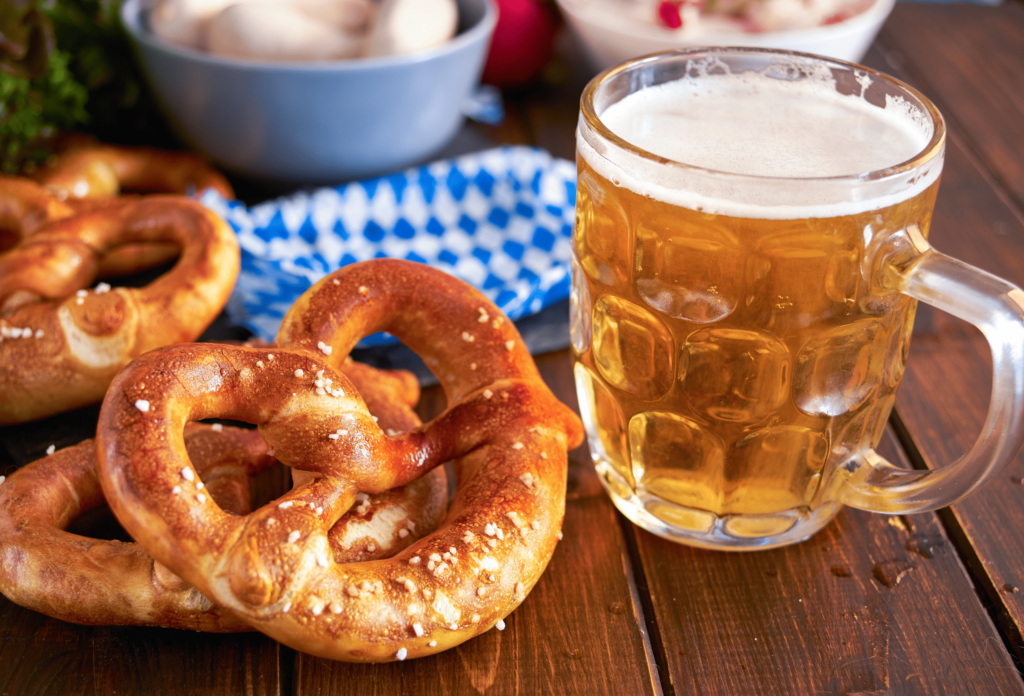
578, 58, 942, 219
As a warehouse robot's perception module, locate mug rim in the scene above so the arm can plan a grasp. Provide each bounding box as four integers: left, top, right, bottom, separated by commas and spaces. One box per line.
579, 46, 947, 186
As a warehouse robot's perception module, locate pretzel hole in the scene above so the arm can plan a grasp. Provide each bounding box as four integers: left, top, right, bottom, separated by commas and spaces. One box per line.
66, 503, 135, 544
0, 228, 19, 254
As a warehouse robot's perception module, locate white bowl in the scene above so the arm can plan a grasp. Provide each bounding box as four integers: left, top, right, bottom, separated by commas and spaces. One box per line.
557, 0, 896, 72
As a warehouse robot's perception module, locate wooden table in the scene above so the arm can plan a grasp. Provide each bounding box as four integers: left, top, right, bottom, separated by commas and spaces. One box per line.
3, 2, 1024, 693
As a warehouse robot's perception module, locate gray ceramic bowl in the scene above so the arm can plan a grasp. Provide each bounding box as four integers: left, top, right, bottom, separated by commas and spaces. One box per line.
121, 0, 497, 184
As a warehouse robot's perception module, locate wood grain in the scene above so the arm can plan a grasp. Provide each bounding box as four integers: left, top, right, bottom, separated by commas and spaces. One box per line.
630, 430, 1024, 695
878, 3, 1024, 206
863, 21, 1024, 667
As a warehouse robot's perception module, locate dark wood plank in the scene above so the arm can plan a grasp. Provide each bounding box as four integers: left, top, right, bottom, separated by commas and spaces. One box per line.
877, 2, 1024, 206
861, 28, 1024, 661
631, 430, 1024, 695
295, 351, 660, 696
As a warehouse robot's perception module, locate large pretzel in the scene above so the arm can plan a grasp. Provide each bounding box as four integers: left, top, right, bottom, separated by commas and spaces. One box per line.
33, 142, 234, 200
0, 362, 448, 629
97, 259, 583, 662
0, 196, 239, 425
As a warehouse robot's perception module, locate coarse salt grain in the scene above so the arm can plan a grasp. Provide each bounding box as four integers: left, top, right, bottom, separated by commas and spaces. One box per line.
399, 529, 409, 539
181, 468, 194, 482
505, 341, 515, 351
496, 620, 506, 631
412, 623, 424, 637
288, 531, 301, 543
135, 399, 150, 413
512, 442, 524, 450
46, 444, 55, 456
211, 423, 223, 432
171, 486, 181, 495
279, 501, 293, 509
318, 341, 333, 355
295, 369, 304, 378
197, 494, 207, 504
95, 282, 111, 294
483, 389, 493, 400
396, 648, 407, 661
429, 641, 437, 647
196, 482, 205, 490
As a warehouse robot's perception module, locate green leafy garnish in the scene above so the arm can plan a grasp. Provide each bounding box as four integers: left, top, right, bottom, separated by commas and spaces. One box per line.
0, 0, 174, 174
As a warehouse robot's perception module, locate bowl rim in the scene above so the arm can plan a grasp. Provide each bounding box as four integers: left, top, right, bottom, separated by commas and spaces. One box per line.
121, 0, 498, 72
556, 0, 895, 41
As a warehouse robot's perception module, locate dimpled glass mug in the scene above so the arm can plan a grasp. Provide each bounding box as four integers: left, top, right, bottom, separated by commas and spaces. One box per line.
571, 48, 1024, 550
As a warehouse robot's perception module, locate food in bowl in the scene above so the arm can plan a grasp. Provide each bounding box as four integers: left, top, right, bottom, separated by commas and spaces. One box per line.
120, 0, 496, 183
571, 0, 873, 35
151, 0, 458, 61
557, 0, 894, 69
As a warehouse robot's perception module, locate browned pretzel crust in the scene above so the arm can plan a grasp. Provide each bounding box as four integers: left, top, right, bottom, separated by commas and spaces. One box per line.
97, 259, 583, 662
33, 143, 234, 200
0, 424, 267, 630
0, 360, 447, 629
0, 196, 240, 425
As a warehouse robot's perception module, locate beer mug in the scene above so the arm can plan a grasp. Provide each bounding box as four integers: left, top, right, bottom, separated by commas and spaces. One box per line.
571, 48, 1024, 550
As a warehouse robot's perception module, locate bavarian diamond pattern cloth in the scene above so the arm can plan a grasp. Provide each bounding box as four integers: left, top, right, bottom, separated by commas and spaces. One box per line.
202, 146, 576, 346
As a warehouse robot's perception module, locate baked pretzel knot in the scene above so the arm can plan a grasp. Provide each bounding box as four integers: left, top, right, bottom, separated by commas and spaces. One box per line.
97, 259, 584, 662
0, 360, 447, 630
0, 197, 239, 425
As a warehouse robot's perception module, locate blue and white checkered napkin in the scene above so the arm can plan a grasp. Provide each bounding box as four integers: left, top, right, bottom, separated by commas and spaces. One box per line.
202, 146, 577, 346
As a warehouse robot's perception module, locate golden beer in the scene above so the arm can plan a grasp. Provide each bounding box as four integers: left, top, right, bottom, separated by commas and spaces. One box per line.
573, 51, 944, 548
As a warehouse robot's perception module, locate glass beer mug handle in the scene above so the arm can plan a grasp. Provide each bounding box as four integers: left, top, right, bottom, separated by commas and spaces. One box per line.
840, 224, 1024, 514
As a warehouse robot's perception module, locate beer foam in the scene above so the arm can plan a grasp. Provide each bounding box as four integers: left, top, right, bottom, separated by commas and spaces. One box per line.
580, 69, 942, 219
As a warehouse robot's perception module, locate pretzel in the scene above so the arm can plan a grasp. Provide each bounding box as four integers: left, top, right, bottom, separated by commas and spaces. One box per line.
96, 259, 583, 662
0, 175, 181, 277
0, 424, 267, 630
0, 362, 448, 629
0, 196, 240, 425
33, 142, 234, 201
